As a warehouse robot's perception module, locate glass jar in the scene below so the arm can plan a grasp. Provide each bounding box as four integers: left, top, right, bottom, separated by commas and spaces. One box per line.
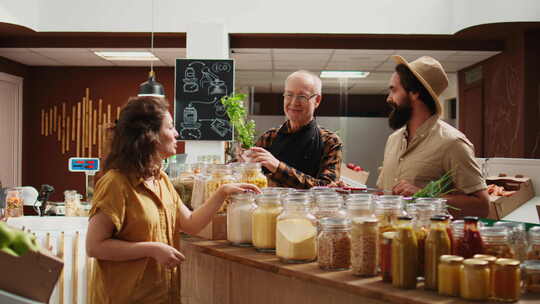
374, 196, 404, 235
345, 194, 373, 219
438, 255, 463, 297
456, 216, 484, 258
451, 220, 463, 255
473, 254, 497, 298
424, 216, 452, 290
494, 221, 528, 262
169, 163, 195, 210
481, 226, 515, 258
64, 190, 82, 217
191, 165, 210, 210
276, 197, 317, 263
252, 193, 282, 252
380, 231, 396, 282
492, 258, 521, 302
407, 202, 436, 278
391, 216, 418, 289
240, 163, 268, 189
318, 217, 352, 270
528, 226, 540, 260
205, 165, 237, 213
523, 260, 540, 293
227, 192, 256, 247
312, 196, 346, 224
460, 258, 490, 301
351, 217, 379, 276
5, 188, 23, 218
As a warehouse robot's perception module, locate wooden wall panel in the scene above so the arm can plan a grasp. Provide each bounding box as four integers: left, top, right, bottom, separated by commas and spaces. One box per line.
524, 30, 540, 158
22, 67, 184, 201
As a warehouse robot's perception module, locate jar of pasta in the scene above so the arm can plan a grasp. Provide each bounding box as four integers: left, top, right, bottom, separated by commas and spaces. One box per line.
481, 226, 515, 258
494, 221, 528, 262
240, 163, 268, 189
5, 188, 23, 218
205, 165, 236, 212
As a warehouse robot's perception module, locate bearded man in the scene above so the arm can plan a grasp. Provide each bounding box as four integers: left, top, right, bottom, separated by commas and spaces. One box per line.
377, 56, 489, 218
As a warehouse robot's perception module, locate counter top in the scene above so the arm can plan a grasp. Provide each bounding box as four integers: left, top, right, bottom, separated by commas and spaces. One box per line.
181, 236, 540, 304
503, 196, 540, 224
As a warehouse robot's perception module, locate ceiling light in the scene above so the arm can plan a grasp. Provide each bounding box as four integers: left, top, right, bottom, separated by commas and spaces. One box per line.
93, 51, 159, 61
320, 71, 370, 78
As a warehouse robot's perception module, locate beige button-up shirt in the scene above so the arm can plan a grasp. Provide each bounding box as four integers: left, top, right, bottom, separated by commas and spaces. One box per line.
377, 115, 486, 194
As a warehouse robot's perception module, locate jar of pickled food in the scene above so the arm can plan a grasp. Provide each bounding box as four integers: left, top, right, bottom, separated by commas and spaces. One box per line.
481, 226, 515, 258
460, 258, 490, 301
408, 202, 436, 278
380, 231, 396, 282
392, 216, 418, 289
345, 194, 373, 219
227, 192, 256, 246
494, 221, 528, 262
437, 255, 463, 297
473, 254, 497, 297
241, 162, 268, 189
456, 216, 484, 258
424, 216, 452, 290
252, 193, 282, 252
527, 226, 540, 260
523, 260, 540, 293
351, 217, 379, 276
374, 196, 404, 235
318, 217, 352, 270
276, 197, 317, 263
5, 188, 23, 218
492, 258, 521, 302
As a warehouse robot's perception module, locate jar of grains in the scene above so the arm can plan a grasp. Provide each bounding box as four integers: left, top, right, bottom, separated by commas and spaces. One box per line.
351, 217, 379, 276
317, 217, 352, 270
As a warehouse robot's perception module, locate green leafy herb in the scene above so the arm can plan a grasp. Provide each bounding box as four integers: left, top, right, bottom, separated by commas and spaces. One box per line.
412, 170, 460, 210
221, 93, 256, 149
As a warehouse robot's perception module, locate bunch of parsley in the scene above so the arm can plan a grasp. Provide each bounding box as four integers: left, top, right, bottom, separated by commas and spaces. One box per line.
220, 93, 256, 149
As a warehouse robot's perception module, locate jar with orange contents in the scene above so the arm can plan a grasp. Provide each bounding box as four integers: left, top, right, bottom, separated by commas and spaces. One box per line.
492, 258, 521, 302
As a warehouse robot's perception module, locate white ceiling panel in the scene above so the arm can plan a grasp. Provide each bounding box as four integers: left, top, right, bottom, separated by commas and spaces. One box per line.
272, 48, 333, 54
235, 60, 272, 70
0, 51, 61, 66
334, 49, 396, 55
231, 48, 271, 54
231, 53, 271, 61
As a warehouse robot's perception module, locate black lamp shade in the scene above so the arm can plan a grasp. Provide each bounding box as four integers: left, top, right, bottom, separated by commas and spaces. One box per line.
138, 71, 165, 97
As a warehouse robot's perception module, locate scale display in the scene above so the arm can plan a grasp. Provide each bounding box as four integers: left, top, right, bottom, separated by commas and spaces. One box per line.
175, 59, 234, 141
68, 157, 100, 172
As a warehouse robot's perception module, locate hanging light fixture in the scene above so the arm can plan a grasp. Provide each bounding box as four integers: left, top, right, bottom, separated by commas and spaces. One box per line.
138, 0, 165, 98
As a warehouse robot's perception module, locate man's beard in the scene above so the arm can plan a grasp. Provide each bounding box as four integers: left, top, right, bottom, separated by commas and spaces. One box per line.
388, 98, 412, 130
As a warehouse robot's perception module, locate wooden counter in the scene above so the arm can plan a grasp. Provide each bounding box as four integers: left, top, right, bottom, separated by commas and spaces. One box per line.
180, 236, 540, 304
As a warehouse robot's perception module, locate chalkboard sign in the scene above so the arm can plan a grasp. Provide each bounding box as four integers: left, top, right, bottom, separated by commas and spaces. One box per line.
175, 59, 234, 141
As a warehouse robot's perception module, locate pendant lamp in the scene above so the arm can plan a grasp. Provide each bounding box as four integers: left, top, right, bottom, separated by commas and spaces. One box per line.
138, 0, 165, 98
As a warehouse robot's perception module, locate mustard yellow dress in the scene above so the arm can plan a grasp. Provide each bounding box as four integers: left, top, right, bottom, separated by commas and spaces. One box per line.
88, 169, 183, 304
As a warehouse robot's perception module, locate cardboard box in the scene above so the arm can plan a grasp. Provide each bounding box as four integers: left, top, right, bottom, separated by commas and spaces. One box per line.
486, 175, 535, 220
0, 248, 63, 303
341, 163, 369, 186
196, 213, 227, 240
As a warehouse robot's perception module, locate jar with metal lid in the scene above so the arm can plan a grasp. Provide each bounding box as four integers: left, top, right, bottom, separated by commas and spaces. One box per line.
392, 216, 418, 289
276, 197, 317, 263
407, 202, 435, 278
437, 255, 463, 297
346, 194, 373, 219
473, 254, 497, 298
523, 260, 540, 293
374, 195, 404, 235
481, 226, 515, 258
492, 258, 521, 302
527, 226, 540, 260
380, 231, 396, 282
456, 216, 484, 258
351, 217, 379, 276
424, 216, 452, 290
318, 217, 352, 270
227, 192, 256, 247
460, 258, 490, 301
4, 188, 23, 218
494, 221, 528, 262
240, 162, 268, 189
252, 193, 282, 252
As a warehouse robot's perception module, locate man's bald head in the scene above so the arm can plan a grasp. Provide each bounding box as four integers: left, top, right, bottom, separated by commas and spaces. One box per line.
285, 70, 322, 95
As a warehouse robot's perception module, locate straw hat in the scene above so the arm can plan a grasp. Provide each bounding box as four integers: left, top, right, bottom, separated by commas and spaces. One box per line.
391, 55, 449, 115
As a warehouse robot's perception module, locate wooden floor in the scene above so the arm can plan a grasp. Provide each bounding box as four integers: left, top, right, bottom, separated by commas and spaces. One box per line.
180, 236, 540, 304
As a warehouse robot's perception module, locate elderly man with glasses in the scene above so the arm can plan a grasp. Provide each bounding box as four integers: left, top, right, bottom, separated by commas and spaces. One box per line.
246, 70, 343, 188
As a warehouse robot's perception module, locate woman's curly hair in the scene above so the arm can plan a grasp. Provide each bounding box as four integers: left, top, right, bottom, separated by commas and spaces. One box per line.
104, 96, 170, 179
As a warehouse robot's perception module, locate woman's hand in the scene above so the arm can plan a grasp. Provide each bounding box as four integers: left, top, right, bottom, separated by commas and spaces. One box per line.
147, 242, 185, 268
217, 183, 261, 200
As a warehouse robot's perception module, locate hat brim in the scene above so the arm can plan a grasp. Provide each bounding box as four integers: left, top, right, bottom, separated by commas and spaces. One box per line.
391, 55, 442, 115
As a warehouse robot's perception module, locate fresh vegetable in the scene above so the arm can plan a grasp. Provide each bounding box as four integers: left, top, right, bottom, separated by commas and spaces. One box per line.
220, 93, 256, 149
0, 222, 40, 257
346, 163, 364, 172
412, 171, 460, 210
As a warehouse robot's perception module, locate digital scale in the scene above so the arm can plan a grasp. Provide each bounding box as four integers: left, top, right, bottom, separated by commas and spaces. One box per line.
68, 157, 100, 202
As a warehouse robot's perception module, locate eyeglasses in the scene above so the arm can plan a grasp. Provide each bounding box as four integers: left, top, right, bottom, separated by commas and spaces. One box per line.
282, 93, 318, 103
